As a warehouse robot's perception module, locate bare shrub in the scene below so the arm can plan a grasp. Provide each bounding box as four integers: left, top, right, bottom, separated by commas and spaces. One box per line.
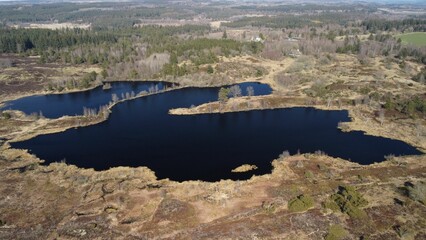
299, 37, 338, 56
0, 58, 13, 68
305, 79, 328, 98
286, 62, 305, 73
377, 108, 385, 125
318, 55, 331, 65
314, 150, 326, 155
338, 122, 350, 131
261, 40, 293, 60
279, 150, 291, 159
274, 71, 300, 88
404, 181, 426, 205
286, 56, 313, 73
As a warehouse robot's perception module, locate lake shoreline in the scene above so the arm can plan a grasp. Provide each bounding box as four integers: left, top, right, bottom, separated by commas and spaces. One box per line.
169, 94, 426, 154
6, 84, 423, 182
2, 81, 425, 158
0, 78, 259, 108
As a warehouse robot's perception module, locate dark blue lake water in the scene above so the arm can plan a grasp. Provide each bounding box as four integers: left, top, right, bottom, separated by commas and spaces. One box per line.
1, 81, 171, 118
8, 82, 422, 182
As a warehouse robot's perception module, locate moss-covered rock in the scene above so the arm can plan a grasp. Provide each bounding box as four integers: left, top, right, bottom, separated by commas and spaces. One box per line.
288, 194, 314, 212
326, 185, 368, 219
323, 200, 340, 212
325, 225, 348, 240
404, 181, 426, 205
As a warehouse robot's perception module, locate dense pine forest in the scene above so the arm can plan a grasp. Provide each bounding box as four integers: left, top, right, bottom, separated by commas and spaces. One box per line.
0, 1, 424, 98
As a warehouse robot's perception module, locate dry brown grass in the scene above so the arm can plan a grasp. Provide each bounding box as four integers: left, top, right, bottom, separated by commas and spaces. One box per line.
1, 52, 425, 238
1, 146, 424, 239
0, 54, 101, 102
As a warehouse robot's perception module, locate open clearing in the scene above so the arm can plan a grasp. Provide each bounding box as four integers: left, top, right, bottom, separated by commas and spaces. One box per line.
397, 32, 426, 46
9, 22, 91, 30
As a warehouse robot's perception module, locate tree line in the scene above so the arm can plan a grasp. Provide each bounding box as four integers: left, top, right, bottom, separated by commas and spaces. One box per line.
361, 19, 426, 32
0, 28, 118, 54
0, 2, 193, 28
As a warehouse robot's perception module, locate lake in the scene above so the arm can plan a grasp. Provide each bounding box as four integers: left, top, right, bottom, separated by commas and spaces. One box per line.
7, 82, 422, 182
1, 81, 171, 118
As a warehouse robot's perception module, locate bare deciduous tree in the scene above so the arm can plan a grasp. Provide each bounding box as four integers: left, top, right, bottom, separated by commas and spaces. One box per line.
415, 122, 423, 138
419, 74, 425, 84
83, 107, 97, 117
378, 108, 385, 126
337, 98, 342, 108
327, 97, 332, 108
246, 86, 254, 97
274, 71, 300, 88
229, 85, 242, 98
111, 93, 119, 103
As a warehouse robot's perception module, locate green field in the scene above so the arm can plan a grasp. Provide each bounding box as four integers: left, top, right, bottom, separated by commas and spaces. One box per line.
397, 32, 426, 47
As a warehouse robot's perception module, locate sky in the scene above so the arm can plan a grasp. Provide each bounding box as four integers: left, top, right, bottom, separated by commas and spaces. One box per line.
0, 0, 424, 3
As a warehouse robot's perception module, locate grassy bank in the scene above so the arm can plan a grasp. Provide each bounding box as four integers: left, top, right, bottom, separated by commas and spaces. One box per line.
397, 32, 426, 47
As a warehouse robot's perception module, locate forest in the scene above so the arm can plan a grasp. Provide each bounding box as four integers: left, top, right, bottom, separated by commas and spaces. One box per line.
0, 1, 424, 91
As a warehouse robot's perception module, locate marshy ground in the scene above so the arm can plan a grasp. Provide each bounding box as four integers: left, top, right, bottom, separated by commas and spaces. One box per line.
0, 145, 425, 239
0, 39, 425, 240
